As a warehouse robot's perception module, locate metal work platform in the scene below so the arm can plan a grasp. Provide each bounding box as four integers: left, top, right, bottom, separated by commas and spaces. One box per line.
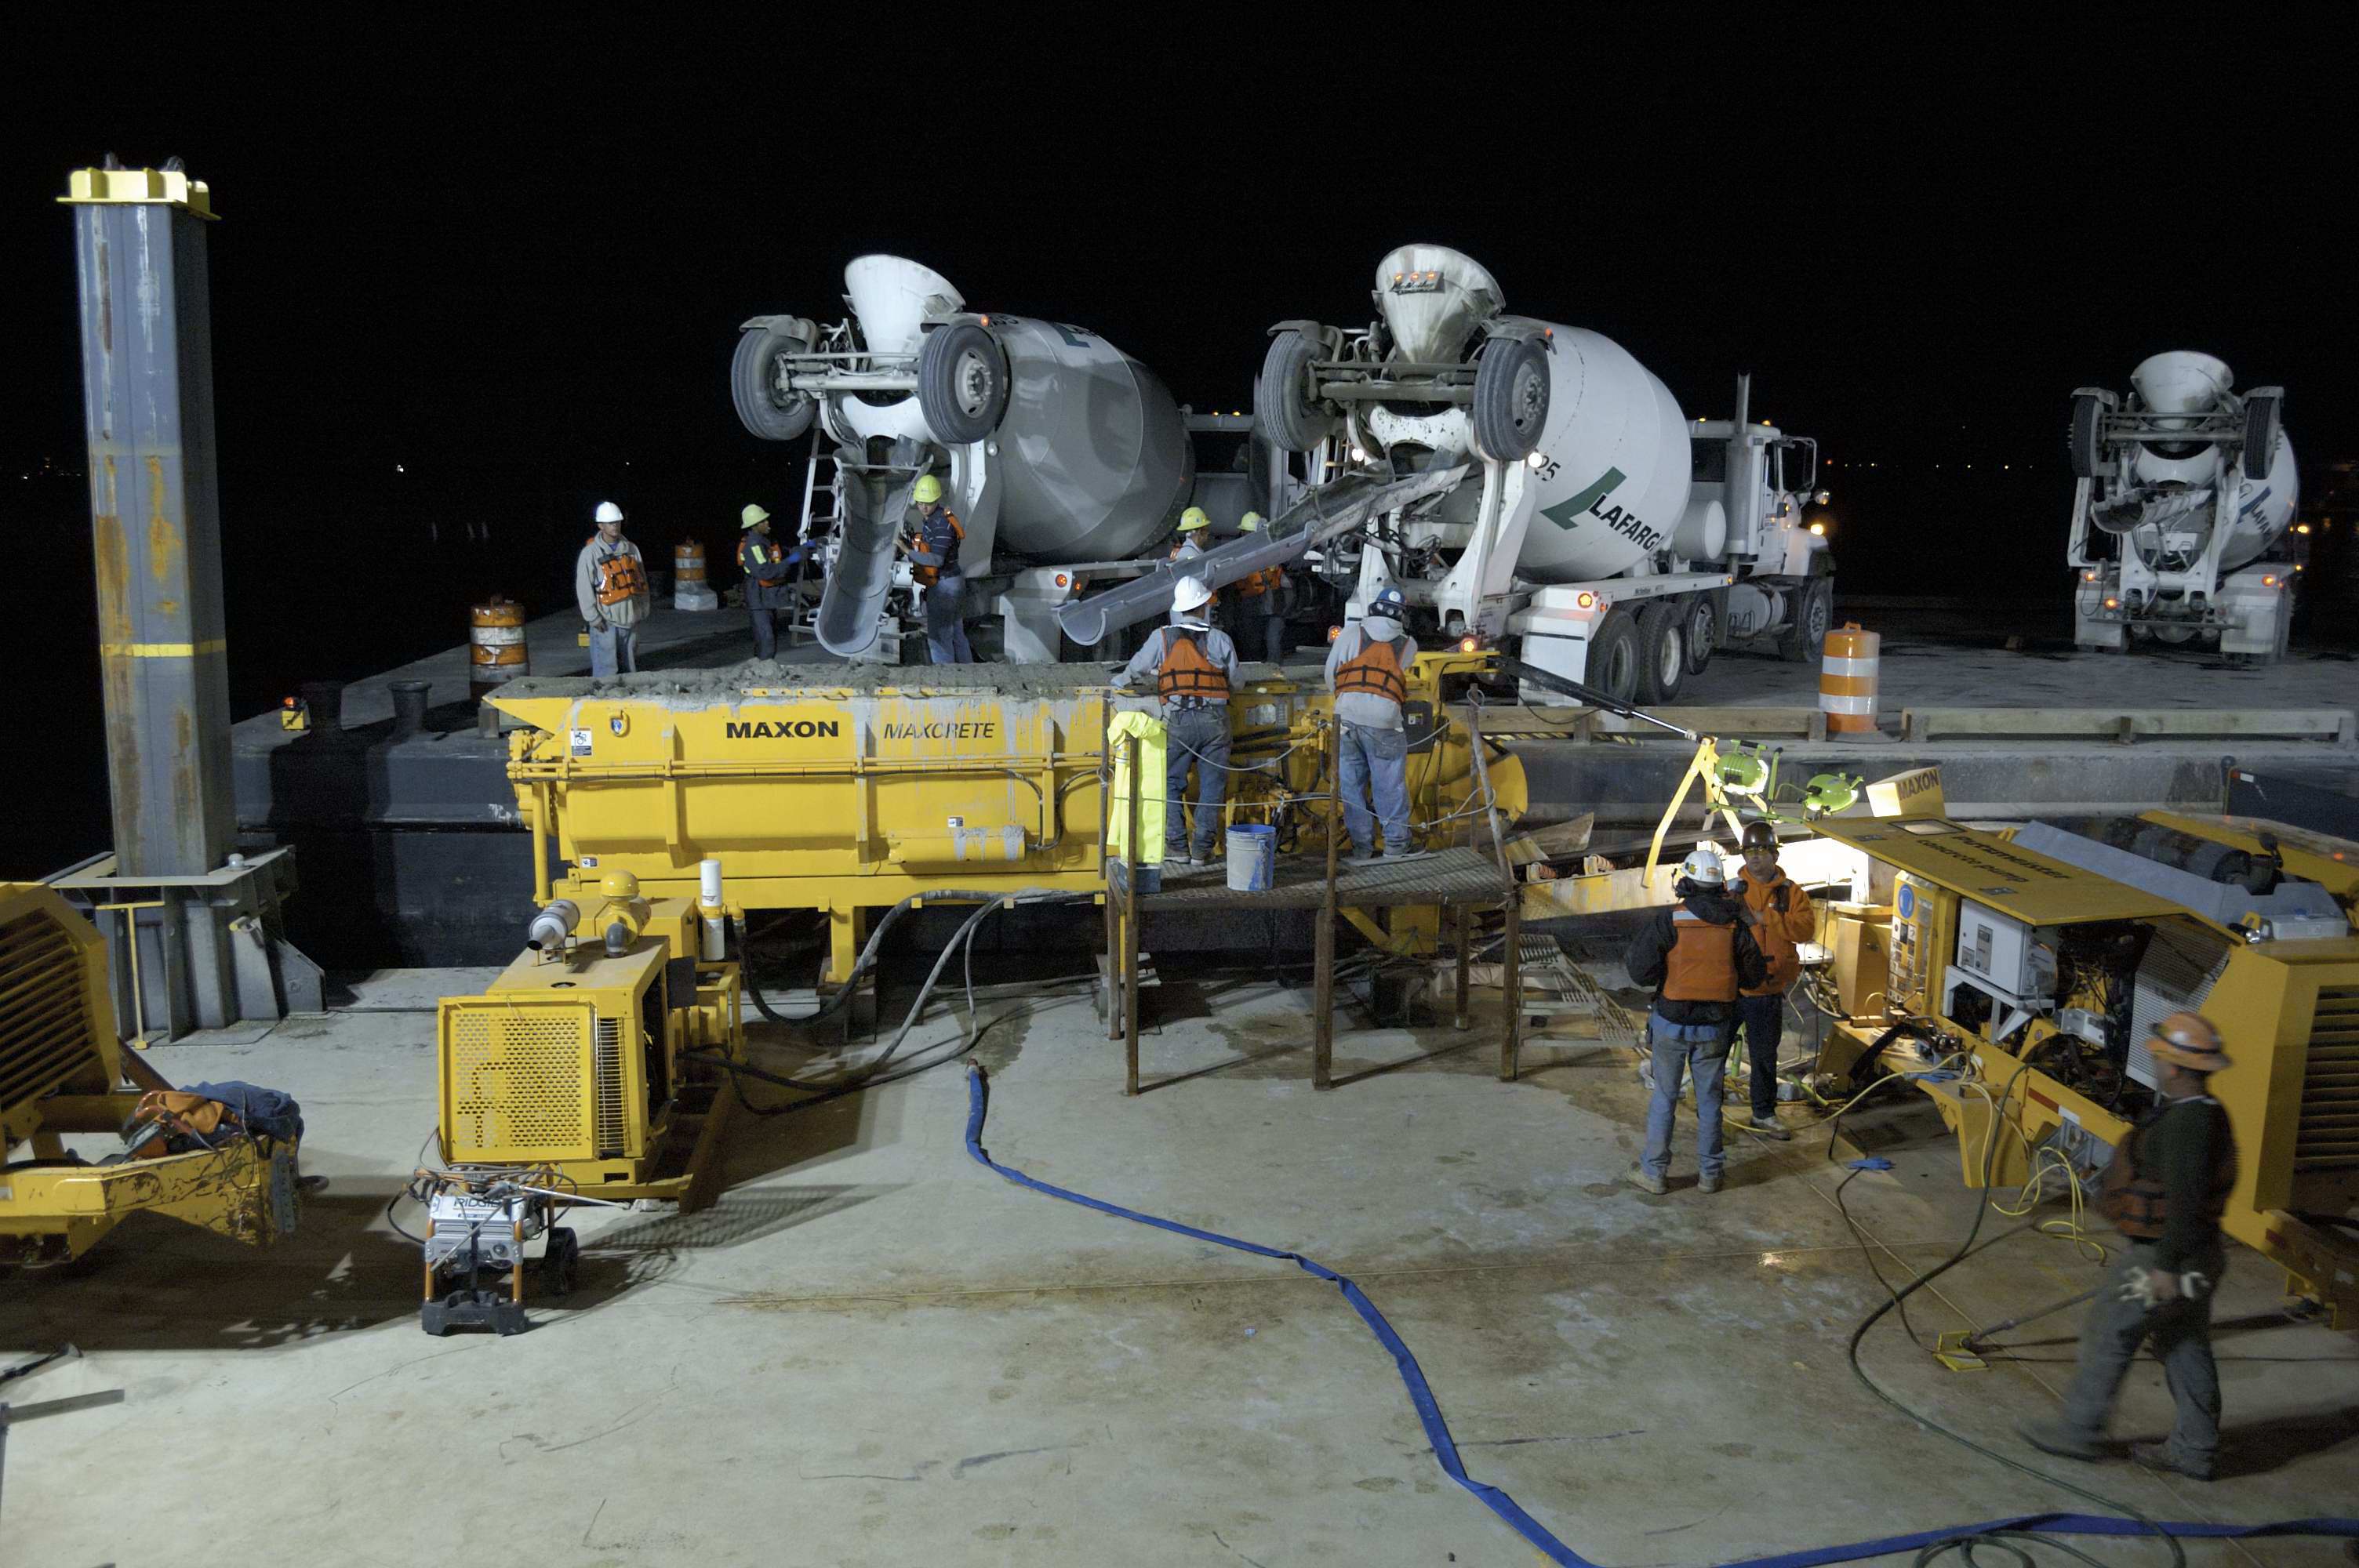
1139, 846, 1511, 912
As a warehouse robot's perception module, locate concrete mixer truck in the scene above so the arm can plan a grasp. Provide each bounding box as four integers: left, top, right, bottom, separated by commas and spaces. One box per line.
731, 256, 1264, 662
2066, 352, 2297, 660
1238, 245, 1832, 705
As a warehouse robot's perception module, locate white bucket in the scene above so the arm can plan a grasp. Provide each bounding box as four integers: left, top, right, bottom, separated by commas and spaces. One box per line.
1225, 824, 1278, 892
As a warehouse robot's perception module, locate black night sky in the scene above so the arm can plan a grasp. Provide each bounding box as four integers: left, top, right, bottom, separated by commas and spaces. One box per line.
5, 29, 2355, 875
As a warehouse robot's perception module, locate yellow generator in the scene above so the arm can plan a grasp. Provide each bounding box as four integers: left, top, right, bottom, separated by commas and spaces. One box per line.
422, 873, 744, 1334
1812, 811, 2359, 1320
487, 655, 1522, 984
2, 883, 302, 1265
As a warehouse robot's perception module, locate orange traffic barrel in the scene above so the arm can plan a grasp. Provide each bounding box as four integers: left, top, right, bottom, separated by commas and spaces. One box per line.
469, 596, 529, 689
1818, 621, 1879, 734
674, 541, 707, 585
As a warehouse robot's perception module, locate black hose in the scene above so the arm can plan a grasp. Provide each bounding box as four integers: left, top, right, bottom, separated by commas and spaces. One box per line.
732, 889, 1019, 1025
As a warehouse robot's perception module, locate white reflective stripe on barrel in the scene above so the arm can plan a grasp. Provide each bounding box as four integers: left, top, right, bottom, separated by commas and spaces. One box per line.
1821, 654, 1877, 677
471, 625, 526, 647
1818, 692, 1876, 714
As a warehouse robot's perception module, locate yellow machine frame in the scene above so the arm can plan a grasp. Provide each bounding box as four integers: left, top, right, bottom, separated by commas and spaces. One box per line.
1808, 811, 2359, 1321
2, 883, 299, 1265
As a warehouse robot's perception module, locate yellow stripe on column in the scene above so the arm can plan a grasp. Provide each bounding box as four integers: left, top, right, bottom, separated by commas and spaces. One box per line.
100, 639, 228, 658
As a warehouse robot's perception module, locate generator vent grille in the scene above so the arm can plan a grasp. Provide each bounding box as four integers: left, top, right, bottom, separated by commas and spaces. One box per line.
2297, 985, 2359, 1173
0, 909, 102, 1110
447, 1007, 590, 1159
593, 1015, 626, 1158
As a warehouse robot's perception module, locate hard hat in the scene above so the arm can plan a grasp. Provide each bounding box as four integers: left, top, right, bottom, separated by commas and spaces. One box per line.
1172, 576, 1213, 613
1177, 506, 1210, 533
2148, 1011, 2232, 1073
912, 474, 944, 506
1238, 512, 1263, 532
1741, 821, 1780, 851
601, 869, 642, 900
740, 503, 770, 530
594, 501, 624, 524
1371, 587, 1408, 616
1678, 848, 1728, 889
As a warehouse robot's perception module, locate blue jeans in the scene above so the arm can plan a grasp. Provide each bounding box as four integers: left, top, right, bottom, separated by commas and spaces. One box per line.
589, 623, 638, 677
1339, 722, 1410, 857
925, 575, 974, 664
1643, 1011, 1731, 1181
1735, 992, 1783, 1119
2059, 1241, 2226, 1473
1164, 705, 1231, 860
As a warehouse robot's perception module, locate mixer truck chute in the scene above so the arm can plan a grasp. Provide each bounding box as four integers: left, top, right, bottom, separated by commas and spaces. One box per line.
2066, 351, 2297, 661
1252, 245, 1834, 706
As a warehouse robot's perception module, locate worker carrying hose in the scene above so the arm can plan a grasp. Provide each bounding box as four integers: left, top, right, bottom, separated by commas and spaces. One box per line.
1623, 848, 1768, 1196
1731, 821, 1815, 1142
1112, 577, 1238, 869
2020, 1012, 2240, 1481
576, 500, 652, 677
737, 503, 805, 661
1231, 513, 1288, 663
1325, 587, 1424, 863
1169, 506, 1219, 610
903, 474, 973, 664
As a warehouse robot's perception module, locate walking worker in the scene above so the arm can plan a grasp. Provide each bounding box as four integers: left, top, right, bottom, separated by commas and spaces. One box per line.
1231, 513, 1288, 663
1731, 820, 1816, 1142
1169, 506, 1219, 611
576, 500, 652, 677
903, 474, 972, 663
2020, 1012, 2240, 1481
1623, 848, 1768, 1196
1324, 586, 1423, 862
736, 503, 805, 661
1111, 577, 1239, 869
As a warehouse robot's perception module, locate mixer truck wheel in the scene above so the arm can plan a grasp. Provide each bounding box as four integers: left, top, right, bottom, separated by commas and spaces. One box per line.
1779, 578, 1833, 662
2241, 393, 2281, 476
1588, 608, 1641, 706
918, 321, 1010, 445
1471, 336, 1550, 463
2067, 393, 2105, 480
732, 322, 817, 442
1257, 330, 1336, 452
1636, 600, 1688, 705
1684, 592, 1721, 676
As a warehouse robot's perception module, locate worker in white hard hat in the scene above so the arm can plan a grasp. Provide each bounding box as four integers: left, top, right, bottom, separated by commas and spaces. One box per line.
576, 500, 651, 677
1112, 575, 1240, 869
2022, 1012, 2240, 1481
1324, 586, 1423, 862
737, 503, 805, 662
901, 473, 973, 663
1622, 848, 1768, 1196
1230, 513, 1289, 663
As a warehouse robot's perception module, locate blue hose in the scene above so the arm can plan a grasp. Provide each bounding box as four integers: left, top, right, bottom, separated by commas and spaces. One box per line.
960, 1065, 2356, 1567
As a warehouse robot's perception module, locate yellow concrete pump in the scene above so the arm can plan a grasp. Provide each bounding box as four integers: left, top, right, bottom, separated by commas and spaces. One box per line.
420, 873, 744, 1334
1, 883, 302, 1265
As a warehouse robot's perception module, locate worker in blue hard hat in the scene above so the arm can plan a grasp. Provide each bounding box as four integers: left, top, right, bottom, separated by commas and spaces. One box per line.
737, 503, 805, 662
902, 473, 973, 663
1324, 586, 1423, 863
576, 500, 651, 677
1230, 513, 1288, 664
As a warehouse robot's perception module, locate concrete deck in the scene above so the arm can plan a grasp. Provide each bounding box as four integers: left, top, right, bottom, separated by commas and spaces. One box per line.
5, 964, 2352, 1566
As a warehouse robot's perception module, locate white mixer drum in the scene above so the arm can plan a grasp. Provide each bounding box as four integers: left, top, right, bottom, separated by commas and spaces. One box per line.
1511, 327, 1694, 583
989, 317, 1194, 564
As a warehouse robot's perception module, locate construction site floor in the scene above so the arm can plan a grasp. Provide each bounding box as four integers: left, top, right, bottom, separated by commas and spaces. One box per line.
9, 968, 2350, 1566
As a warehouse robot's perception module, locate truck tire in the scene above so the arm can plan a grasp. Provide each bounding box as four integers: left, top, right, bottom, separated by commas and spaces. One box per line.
1636, 599, 1688, 705
1257, 330, 1336, 453
1588, 608, 1641, 706
2067, 393, 2104, 480
2241, 393, 2281, 477
1779, 577, 1834, 663
918, 321, 1009, 445
1684, 591, 1721, 676
732, 322, 816, 442
1471, 336, 1550, 463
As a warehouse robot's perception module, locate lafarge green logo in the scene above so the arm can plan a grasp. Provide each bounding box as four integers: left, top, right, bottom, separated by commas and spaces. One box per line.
1539, 466, 1666, 552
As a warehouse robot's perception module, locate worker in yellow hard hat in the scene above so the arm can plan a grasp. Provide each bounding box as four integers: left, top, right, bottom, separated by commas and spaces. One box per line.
2020, 1011, 2239, 1481
1229, 512, 1289, 663
737, 503, 805, 662
1168, 506, 1220, 612
902, 472, 972, 662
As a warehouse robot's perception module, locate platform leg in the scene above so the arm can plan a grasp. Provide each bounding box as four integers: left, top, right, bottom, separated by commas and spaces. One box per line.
1499, 895, 1522, 1082
1314, 906, 1334, 1090
1453, 905, 1470, 1033
825, 906, 865, 987
1103, 888, 1121, 1042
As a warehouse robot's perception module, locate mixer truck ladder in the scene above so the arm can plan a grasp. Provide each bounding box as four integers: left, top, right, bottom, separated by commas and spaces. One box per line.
787, 426, 841, 647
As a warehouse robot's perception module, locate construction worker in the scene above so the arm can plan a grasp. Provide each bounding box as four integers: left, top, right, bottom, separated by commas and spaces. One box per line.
1169, 506, 1219, 612
576, 501, 651, 677
903, 474, 972, 663
1111, 577, 1238, 868
2020, 1013, 2240, 1481
1325, 587, 1423, 862
1731, 821, 1816, 1142
1623, 848, 1769, 1196
1231, 513, 1288, 663
737, 504, 805, 661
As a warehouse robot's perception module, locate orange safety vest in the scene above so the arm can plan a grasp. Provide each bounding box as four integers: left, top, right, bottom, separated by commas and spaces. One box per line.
1233, 564, 1281, 599
1155, 626, 1230, 706
913, 510, 966, 587
1662, 906, 1742, 1004
1334, 634, 1408, 706
587, 537, 647, 607
1170, 541, 1220, 605
1735, 872, 1814, 996
2097, 1103, 2238, 1241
